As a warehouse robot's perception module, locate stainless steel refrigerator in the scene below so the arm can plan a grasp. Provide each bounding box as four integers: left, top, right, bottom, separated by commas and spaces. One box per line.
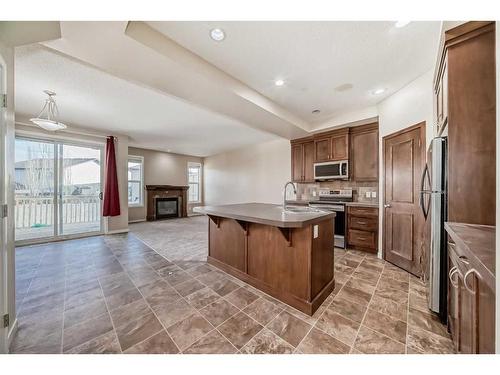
420, 136, 448, 322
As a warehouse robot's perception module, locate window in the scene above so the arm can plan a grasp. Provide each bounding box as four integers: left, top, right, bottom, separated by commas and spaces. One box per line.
188, 162, 202, 203
128, 156, 144, 206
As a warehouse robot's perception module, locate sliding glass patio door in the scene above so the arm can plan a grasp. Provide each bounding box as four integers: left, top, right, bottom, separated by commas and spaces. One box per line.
15, 137, 104, 243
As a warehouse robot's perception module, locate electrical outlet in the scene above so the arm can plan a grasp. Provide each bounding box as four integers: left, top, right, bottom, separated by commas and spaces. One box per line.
365, 191, 371, 198
371, 191, 377, 198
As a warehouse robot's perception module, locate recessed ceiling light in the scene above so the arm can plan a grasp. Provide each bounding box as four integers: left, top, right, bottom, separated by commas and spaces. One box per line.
210, 28, 225, 41
395, 21, 411, 28
372, 88, 386, 95
312, 109, 321, 114
274, 79, 285, 87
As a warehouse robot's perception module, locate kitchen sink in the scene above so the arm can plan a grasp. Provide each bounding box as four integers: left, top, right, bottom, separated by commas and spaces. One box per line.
281, 206, 325, 214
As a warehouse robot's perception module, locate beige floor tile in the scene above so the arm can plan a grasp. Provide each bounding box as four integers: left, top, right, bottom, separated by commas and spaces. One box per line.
185, 287, 221, 309
315, 309, 360, 346
115, 312, 163, 351
167, 312, 214, 350
183, 330, 237, 354
218, 312, 263, 350
65, 331, 121, 354
124, 330, 179, 354
225, 287, 259, 309
63, 312, 114, 352
362, 309, 407, 344
297, 327, 350, 354
240, 329, 294, 354
354, 326, 405, 354
267, 310, 312, 347
199, 299, 239, 327
153, 298, 196, 328
243, 298, 283, 326
330, 295, 367, 323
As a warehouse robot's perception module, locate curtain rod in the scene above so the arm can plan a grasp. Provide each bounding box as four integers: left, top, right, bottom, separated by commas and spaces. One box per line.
15, 121, 115, 140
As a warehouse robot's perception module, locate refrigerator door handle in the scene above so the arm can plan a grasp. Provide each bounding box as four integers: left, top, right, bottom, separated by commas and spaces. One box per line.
419, 163, 431, 219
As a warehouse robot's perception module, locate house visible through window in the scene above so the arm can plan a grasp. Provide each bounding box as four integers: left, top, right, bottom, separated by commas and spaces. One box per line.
128, 156, 144, 206
188, 162, 202, 203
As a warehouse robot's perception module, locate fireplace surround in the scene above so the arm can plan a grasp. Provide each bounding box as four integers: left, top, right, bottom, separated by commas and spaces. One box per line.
145, 185, 189, 221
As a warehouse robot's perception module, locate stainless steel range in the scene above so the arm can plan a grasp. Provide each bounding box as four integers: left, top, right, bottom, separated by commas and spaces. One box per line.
309, 189, 353, 249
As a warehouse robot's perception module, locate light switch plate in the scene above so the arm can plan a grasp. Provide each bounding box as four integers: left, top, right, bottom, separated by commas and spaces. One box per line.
313, 225, 319, 238
365, 191, 371, 198
371, 191, 377, 198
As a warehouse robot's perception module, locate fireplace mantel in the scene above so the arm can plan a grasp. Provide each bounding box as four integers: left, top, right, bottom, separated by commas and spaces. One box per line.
145, 185, 189, 220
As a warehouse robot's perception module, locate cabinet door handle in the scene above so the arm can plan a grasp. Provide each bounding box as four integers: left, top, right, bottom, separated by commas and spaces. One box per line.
449, 266, 459, 288
458, 255, 469, 265
463, 268, 477, 294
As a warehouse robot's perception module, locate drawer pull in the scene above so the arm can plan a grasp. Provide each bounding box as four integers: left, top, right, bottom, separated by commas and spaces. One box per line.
449, 266, 459, 287
357, 221, 367, 225
463, 269, 477, 294
458, 255, 469, 265
357, 237, 367, 241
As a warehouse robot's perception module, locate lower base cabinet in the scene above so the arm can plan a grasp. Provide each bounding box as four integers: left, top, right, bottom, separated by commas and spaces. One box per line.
447, 241, 495, 353
347, 206, 378, 253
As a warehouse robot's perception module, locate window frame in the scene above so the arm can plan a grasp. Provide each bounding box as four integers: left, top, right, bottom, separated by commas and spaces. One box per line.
127, 155, 144, 207
187, 162, 202, 204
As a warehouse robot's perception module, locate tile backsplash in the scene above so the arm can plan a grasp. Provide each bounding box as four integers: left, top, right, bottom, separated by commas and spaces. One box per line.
296, 180, 379, 203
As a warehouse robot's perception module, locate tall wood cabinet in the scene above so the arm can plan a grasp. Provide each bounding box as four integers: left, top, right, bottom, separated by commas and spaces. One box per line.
436, 21, 496, 225
291, 137, 315, 183
350, 123, 378, 182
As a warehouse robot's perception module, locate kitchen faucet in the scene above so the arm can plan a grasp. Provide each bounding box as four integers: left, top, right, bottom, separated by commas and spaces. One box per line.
282, 181, 297, 211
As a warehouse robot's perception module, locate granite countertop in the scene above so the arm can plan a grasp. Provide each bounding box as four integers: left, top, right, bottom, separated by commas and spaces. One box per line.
193, 203, 335, 228
444, 222, 495, 289
345, 202, 379, 208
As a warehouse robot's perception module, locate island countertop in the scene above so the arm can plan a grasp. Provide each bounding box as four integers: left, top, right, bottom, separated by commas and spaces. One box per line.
194, 203, 335, 228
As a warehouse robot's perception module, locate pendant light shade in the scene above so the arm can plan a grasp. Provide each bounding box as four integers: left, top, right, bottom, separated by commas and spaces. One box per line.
30, 90, 67, 131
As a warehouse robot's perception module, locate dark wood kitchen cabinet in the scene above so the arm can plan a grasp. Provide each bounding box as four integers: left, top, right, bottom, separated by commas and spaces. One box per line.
350, 123, 378, 182
436, 21, 496, 226
445, 222, 495, 354
291, 137, 314, 183
314, 129, 349, 162
347, 206, 378, 253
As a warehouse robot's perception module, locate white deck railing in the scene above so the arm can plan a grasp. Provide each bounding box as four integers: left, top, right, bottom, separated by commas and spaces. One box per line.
15, 196, 101, 229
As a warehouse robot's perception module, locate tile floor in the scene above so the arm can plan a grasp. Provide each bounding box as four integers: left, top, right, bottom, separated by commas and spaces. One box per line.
11, 216, 455, 354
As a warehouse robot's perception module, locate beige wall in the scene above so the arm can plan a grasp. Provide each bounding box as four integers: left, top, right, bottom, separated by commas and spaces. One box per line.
203, 138, 291, 205
128, 147, 203, 222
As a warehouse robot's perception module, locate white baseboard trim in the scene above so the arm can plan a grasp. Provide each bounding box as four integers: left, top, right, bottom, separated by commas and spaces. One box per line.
128, 219, 146, 223
7, 318, 18, 352
105, 228, 130, 235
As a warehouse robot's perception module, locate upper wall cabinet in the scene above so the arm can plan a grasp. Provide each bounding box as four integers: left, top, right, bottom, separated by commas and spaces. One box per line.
350, 123, 379, 182
314, 129, 349, 162
291, 138, 315, 183
436, 21, 496, 225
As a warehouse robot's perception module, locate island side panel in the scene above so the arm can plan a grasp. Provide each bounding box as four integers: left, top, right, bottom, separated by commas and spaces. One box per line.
311, 217, 335, 300
208, 217, 246, 272
246, 224, 311, 301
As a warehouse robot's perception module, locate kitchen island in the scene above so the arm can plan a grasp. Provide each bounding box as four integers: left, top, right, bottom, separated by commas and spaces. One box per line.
193, 203, 335, 315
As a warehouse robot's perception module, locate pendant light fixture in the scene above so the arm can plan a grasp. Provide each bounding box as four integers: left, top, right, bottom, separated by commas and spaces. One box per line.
30, 90, 67, 131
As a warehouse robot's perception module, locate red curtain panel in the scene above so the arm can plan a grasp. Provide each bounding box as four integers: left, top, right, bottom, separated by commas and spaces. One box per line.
103, 136, 121, 217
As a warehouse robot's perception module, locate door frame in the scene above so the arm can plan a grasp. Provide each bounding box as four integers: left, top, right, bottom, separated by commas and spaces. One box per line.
14, 134, 105, 246
381, 121, 426, 268
0, 52, 8, 354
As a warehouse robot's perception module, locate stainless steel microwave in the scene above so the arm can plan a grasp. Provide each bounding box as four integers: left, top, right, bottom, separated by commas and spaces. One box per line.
314, 160, 349, 180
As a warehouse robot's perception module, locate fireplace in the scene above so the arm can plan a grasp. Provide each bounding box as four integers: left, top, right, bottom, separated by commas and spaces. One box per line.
145, 185, 189, 221
155, 197, 179, 219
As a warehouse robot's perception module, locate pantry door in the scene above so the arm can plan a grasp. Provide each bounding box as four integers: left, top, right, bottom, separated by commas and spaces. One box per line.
383, 122, 426, 276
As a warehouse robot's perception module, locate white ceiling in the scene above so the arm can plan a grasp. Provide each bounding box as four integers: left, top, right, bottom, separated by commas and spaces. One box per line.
14, 44, 276, 157
147, 21, 441, 124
